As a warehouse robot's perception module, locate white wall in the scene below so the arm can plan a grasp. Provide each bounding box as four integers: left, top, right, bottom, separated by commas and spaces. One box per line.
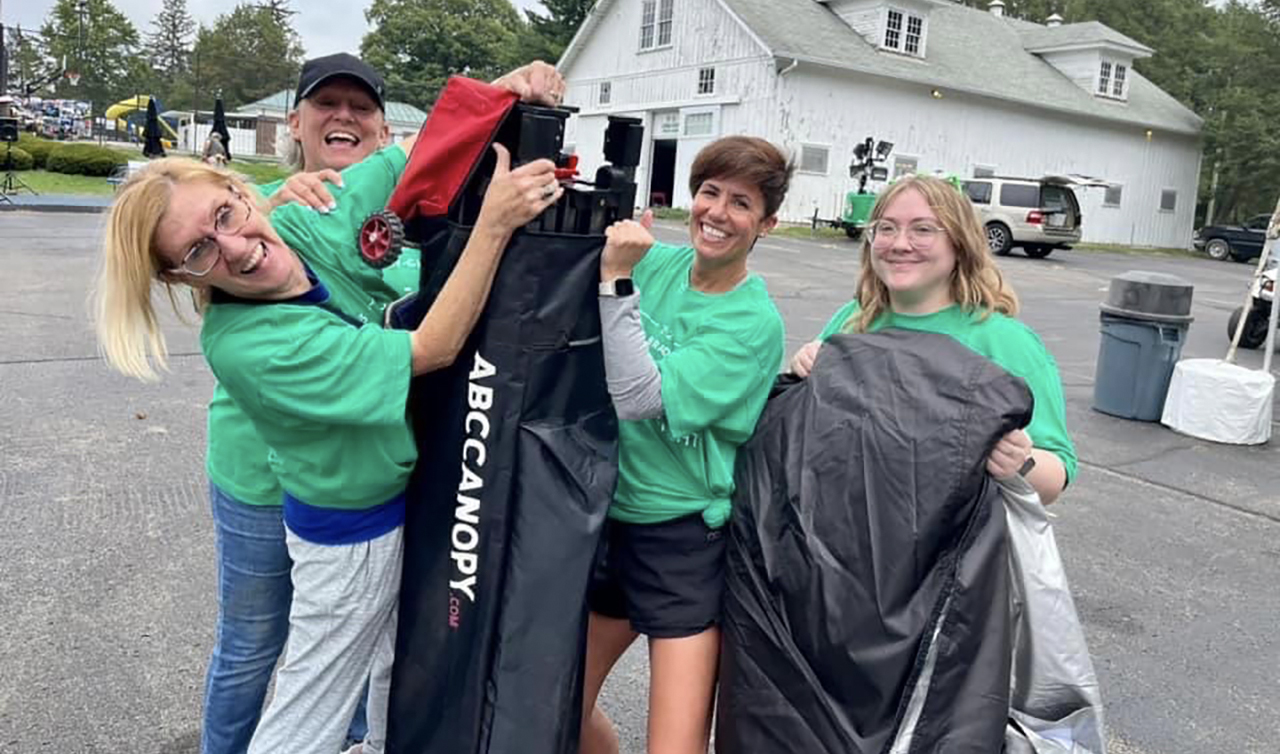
770, 66, 1200, 248
562, 0, 776, 206
178, 122, 258, 159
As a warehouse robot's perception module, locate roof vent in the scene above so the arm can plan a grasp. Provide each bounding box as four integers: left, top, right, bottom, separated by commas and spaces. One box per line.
1047, 13, 1063, 27
988, 0, 1005, 17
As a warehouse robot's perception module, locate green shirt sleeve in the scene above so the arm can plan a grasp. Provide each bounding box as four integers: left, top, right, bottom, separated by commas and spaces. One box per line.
1009, 338, 1077, 484
253, 178, 286, 199
659, 321, 784, 443
257, 319, 413, 427
818, 300, 861, 340
208, 306, 412, 428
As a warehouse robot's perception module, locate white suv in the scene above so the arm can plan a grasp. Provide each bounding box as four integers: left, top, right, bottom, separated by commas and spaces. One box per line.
962, 176, 1093, 259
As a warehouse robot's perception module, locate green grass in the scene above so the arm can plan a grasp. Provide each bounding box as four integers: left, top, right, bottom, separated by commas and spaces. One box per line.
232, 160, 290, 185
651, 206, 690, 222
771, 223, 852, 241
15, 170, 117, 196
1073, 242, 1201, 260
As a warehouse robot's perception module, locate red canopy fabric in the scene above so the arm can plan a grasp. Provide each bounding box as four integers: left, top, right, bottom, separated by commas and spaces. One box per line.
387, 76, 519, 222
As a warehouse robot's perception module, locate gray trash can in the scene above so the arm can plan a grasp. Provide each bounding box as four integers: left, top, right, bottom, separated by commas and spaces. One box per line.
1093, 271, 1194, 421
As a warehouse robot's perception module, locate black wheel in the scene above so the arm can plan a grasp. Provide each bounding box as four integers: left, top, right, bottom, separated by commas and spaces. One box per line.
844, 225, 861, 240
1025, 245, 1054, 259
1227, 305, 1271, 349
358, 210, 405, 269
1205, 238, 1232, 261
986, 222, 1013, 256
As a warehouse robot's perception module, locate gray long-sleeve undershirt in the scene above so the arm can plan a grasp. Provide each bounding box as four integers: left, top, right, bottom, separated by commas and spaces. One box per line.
598, 291, 665, 421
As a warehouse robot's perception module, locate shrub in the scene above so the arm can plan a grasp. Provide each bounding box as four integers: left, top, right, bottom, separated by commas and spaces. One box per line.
3, 146, 34, 171
46, 143, 127, 177
16, 135, 57, 169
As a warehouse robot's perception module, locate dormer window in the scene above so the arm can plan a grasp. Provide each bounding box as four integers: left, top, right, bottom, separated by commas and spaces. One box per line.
1098, 60, 1128, 99
883, 7, 926, 57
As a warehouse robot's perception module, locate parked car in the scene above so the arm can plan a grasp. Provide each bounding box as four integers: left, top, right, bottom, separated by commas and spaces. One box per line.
1193, 213, 1270, 262
962, 175, 1100, 259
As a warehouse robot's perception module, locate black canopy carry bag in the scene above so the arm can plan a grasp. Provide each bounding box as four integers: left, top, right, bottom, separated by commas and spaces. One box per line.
717, 331, 1034, 754
375, 79, 646, 754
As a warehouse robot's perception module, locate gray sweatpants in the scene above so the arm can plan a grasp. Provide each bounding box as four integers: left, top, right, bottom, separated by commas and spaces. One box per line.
248, 525, 403, 754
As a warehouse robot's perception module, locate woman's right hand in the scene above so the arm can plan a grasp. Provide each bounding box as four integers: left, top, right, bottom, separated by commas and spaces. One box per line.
790, 340, 822, 377
476, 143, 562, 235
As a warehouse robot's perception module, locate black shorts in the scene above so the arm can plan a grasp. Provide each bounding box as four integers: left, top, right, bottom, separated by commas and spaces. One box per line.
587, 513, 726, 639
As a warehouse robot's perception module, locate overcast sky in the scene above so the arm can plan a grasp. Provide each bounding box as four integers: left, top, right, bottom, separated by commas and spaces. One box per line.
4, 0, 548, 59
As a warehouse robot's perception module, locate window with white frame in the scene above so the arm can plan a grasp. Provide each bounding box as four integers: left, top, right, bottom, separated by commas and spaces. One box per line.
892, 155, 918, 178
883, 8, 925, 56
697, 67, 716, 95
684, 112, 715, 137
799, 145, 830, 175
658, 0, 673, 46
640, 0, 674, 51
905, 15, 923, 55
1112, 63, 1127, 97
1104, 184, 1123, 207
598, 81, 611, 105
885, 9, 903, 50
1098, 61, 1112, 95
1160, 189, 1177, 212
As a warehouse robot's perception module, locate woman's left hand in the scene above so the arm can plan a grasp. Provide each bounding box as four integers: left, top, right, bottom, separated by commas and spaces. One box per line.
986, 428, 1034, 479
492, 61, 565, 107
268, 169, 343, 212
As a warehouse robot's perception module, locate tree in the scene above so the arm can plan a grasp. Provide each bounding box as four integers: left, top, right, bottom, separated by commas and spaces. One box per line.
146, 0, 195, 78
190, 5, 304, 110
5, 27, 54, 96
256, 0, 298, 27
39, 0, 141, 111
516, 0, 595, 64
361, 0, 523, 107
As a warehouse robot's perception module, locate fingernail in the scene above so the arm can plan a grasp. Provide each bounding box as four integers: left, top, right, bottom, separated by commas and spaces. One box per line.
327, 202, 337, 212
319, 206, 330, 214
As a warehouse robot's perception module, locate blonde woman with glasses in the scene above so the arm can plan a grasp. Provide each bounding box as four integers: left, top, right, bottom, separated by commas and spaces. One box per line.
93, 135, 563, 754
789, 175, 1075, 504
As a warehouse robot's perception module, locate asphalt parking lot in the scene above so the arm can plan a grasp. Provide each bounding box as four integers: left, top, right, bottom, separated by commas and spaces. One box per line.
1, 212, 1277, 753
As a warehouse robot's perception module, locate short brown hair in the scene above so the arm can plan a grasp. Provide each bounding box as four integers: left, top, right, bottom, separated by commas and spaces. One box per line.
688, 136, 794, 218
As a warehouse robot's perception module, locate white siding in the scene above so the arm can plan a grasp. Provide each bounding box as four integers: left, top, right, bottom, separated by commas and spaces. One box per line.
770, 67, 1199, 248
825, 0, 884, 43
1036, 49, 1102, 94
562, 0, 775, 208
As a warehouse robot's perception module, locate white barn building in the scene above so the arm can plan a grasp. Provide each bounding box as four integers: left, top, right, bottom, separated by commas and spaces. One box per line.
558, 0, 1204, 248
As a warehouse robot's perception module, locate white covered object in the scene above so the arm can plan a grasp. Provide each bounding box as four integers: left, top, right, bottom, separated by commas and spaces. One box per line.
1161, 358, 1275, 445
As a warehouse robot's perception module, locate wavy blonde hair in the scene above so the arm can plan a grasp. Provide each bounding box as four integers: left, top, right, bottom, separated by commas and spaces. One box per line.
93, 157, 252, 380
848, 175, 1018, 333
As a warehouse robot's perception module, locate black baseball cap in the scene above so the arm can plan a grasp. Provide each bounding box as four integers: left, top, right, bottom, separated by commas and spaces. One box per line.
295, 53, 386, 111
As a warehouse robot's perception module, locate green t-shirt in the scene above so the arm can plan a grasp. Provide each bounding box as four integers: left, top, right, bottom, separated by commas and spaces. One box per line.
818, 300, 1077, 482
612, 242, 785, 528
203, 146, 410, 509
202, 302, 415, 509
382, 246, 422, 297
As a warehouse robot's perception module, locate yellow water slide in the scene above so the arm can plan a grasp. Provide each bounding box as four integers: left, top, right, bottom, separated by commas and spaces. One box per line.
104, 96, 179, 145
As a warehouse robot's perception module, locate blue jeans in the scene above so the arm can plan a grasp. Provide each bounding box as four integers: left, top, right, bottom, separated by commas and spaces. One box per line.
203, 483, 369, 754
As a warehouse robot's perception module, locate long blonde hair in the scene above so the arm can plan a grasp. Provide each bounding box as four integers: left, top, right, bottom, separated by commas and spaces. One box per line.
94, 158, 250, 380
849, 175, 1018, 333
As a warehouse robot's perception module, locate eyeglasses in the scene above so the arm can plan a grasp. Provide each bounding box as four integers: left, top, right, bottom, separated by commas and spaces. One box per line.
868, 220, 947, 250
175, 188, 254, 277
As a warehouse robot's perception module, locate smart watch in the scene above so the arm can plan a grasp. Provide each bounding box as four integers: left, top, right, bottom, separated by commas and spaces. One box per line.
598, 278, 635, 297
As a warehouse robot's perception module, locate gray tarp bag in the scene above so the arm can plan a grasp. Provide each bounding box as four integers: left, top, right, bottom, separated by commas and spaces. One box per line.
999, 475, 1107, 753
